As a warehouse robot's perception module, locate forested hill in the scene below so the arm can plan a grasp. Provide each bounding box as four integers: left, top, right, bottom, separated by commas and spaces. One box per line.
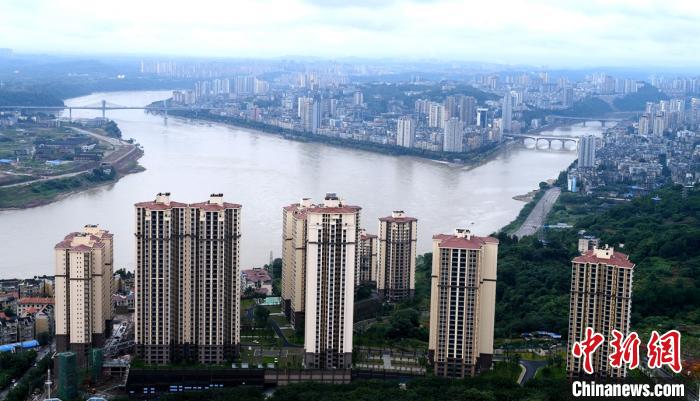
495, 185, 700, 346
0, 90, 64, 107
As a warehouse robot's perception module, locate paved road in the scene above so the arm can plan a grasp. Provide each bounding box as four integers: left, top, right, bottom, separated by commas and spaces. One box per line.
512, 187, 561, 239
518, 359, 548, 384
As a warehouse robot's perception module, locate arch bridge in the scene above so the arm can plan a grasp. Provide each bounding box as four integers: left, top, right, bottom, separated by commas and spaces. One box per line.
507, 134, 579, 150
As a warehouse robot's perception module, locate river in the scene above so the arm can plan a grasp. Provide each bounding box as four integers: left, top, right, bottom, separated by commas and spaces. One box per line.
0, 91, 605, 277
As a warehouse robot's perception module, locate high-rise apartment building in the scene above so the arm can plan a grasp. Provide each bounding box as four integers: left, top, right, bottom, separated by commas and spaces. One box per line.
377, 211, 417, 302
234, 75, 254, 94
501, 92, 513, 134
298, 97, 320, 133
429, 229, 498, 378
282, 198, 314, 328
414, 99, 430, 115
396, 116, 416, 148
135, 193, 241, 365
443, 117, 463, 152
429, 102, 445, 129
303, 193, 360, 369
54, 225, 114, 367
691, 97, 700, 126
577, 135, 596, 168
353, 91, 364, 106
459, 96, 476, 125
357, 229, 378, 285
653, 113, 666, 136
476, 108, 489, 128
566, 246, 635, 379
638, 114, 650, 136
444, 96, 458, 120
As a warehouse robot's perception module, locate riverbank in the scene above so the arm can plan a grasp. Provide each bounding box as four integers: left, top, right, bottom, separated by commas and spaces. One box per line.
0, 149, 143, 210
160, 108, 507, 166
0, 142, 144, 210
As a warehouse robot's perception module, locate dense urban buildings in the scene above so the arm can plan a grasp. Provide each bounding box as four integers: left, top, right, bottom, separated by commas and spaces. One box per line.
429, 229, 498, 378
566, 246, 635, 379
376, 211, 417, 302
281, 198, 313, 329
54, 225, 114, 367
303, 193, 360, 369
134, 193, 242, 365
357, 229, 378, 285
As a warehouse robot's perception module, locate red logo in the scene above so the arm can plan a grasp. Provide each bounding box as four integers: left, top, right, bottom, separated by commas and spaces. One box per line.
609, 329, 640, 369
571, 327, 605, 374
647, 330, 682, 373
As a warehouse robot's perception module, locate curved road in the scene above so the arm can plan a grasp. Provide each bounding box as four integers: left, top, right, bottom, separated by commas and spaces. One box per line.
518, 359, 548, 384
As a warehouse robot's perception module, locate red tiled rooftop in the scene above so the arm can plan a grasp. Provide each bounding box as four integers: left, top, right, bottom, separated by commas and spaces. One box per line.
242, 269, 272, 282
134, 200, 188, 209
433, 233, 499, 249
18, 297, 54, 305
379, 215, 417, 223
136, 199, 240, 210
283, 204, 301, 212
306, 205, 361, 214
54, 236, 105, 251
573, 249, 635, 269
189, 201, 242, 211
284, 203, 313, 219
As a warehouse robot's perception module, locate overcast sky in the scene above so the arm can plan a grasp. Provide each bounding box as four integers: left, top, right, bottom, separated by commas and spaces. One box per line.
1, 0, 699, 68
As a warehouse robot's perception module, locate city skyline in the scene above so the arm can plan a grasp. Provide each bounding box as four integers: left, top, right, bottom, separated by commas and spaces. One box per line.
1, 1, 699, 69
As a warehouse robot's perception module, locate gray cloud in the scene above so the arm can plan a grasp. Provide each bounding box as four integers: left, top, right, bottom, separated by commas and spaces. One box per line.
0, 0, 698, 68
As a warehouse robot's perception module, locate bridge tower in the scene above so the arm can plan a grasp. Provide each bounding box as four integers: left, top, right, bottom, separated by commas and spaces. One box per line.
101, 100, 106, 120
68, 108, 72, 123
162, 99, 168, 125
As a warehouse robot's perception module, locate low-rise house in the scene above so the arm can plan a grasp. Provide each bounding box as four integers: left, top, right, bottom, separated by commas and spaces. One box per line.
241, 268, 273, 296
17, 297, 54, 315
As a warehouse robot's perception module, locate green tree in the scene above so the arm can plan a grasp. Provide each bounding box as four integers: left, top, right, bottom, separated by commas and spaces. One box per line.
253, 305, 270, 329
103, 120, 122, 138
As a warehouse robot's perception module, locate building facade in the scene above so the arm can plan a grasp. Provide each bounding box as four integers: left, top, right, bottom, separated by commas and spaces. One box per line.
377, 211, 417, 302
578, 135, 596, 168
303, 194, 360, 369
396, 116, 416, 148
501, 92, 513, 134
443, 117, 463, 152
459, 96, 476, 125
135, 193, 241, 365
54, 225, 114, 367
282, 198, 314, 329
566, 246, 635, 379
429, 229, 498, 378
357, 229, 378, 285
